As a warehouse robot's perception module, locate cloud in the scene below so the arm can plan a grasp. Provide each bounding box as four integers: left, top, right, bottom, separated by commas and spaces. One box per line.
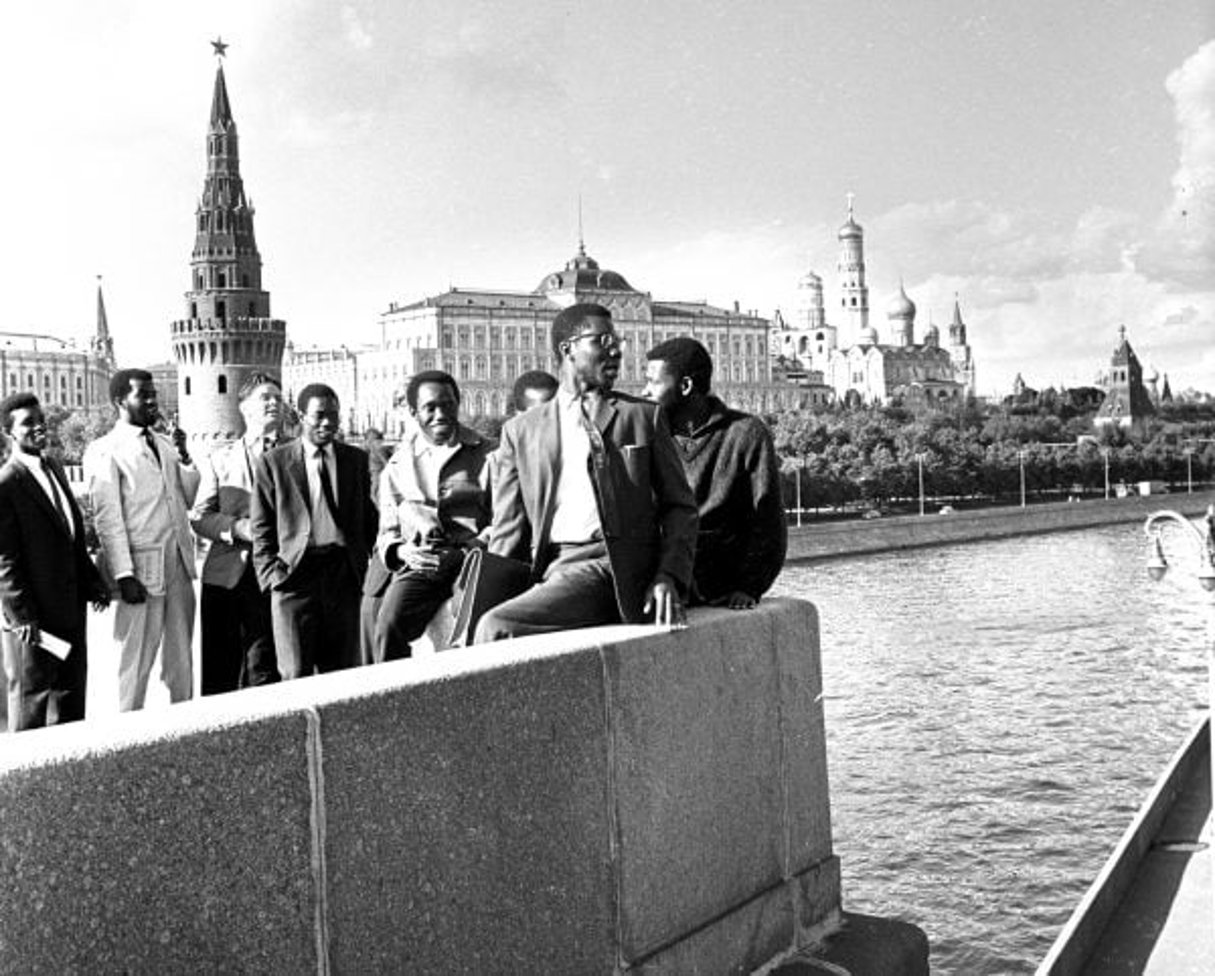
341, 5, 374, 51
1136, 39, 1215, 287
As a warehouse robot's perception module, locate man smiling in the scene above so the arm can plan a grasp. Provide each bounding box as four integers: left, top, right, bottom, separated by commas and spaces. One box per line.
475, 303, 697, 641
372, 370, 494, 660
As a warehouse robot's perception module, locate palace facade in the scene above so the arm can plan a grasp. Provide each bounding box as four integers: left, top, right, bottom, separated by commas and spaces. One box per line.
288, 242, 828, 436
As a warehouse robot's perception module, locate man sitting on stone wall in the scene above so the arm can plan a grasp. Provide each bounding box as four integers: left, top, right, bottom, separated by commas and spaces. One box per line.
644, 337, 786, 609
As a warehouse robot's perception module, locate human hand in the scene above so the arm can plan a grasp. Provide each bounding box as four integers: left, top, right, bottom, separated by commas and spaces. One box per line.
233, 517, 253, 543
90, 580, 112, 611
713, 590, 757, 611
118, 577, 148, 604
11, 622, 40, 646
170, 419, 191, 463
643, 575, 686, 630
397, 542, 442, 573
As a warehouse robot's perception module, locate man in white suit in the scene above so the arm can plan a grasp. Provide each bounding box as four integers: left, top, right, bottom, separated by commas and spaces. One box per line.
85, 369, 200, 711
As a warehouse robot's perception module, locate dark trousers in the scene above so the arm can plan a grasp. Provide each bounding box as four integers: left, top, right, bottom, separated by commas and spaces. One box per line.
2, 628, 87, 731
373, 562, 461, 662
271, 548, 361, 680
200, 568, 279, 695
474, 542, 619, 643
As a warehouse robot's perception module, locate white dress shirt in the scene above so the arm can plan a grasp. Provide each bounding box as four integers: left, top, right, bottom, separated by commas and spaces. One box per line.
10, 449, 74, 539
306, 443, 345, 547
548, 389, 602, 544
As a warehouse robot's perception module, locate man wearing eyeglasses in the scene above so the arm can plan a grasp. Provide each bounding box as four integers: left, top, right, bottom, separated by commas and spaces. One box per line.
475, 303, 697, 641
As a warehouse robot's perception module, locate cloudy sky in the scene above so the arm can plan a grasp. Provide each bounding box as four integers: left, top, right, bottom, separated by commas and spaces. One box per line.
6, 1, 1212, 396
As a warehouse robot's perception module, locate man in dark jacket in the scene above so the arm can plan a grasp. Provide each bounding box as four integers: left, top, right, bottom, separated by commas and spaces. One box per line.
0, 394, 110, 729
644, 338, 786, 608
475, 304, 697, 641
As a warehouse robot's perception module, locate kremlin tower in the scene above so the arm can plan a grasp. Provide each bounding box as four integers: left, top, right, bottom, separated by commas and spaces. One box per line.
836, 193, 869, 345
170, 40, 286, 450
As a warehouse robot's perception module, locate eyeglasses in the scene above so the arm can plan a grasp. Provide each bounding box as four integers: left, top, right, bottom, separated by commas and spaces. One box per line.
568, 331, 625, 350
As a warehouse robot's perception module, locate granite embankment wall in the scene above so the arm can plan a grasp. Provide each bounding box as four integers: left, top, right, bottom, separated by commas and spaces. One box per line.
0, 600, 924, 975
786, 491, 1215, 563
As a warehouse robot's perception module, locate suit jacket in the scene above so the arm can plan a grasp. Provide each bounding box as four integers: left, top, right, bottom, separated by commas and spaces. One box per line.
83, 422, 200, 586
0, 455, 102, 642
250, 439, 376, 592
191, 436, 288, 588
488, 389, 698, 623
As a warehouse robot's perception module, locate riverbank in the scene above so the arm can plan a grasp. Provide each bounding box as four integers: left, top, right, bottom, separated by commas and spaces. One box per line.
786, 491, 1215, 563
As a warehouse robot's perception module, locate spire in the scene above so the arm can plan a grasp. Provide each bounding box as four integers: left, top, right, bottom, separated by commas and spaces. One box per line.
94, 275, 115, 364
577, 192, 585, 258
951, 293, 964, 326
210, 64, 234, 130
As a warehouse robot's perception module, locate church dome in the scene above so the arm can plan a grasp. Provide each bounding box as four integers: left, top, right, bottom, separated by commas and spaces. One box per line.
838, 216, 863, 241
886, 284, 916, 319
535, 243, 633, 294
858, 325, 879, 346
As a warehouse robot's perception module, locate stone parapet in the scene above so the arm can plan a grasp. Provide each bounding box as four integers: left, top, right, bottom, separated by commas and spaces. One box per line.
0, 600, 923, 974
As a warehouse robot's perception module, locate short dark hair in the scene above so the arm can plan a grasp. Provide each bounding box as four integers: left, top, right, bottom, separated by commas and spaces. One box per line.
551, 303, 612, 360
297, 383, 340, 412
0, 392, 39, 433
647, 337, 714, 395
511, 370, 558, 411
109, 368, 153, 402
405, 370, 460, 410
238, 371, 281, 402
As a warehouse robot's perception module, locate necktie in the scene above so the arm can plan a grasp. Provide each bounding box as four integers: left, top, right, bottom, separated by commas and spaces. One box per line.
142, 428, 161, 467
41, 458, 71, 533
316, 449, 339, 519
580, 394, 607, 474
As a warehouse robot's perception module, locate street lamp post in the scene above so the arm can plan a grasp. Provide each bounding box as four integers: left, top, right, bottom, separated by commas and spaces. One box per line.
1143, 504, 1215, 927
916, 453, 926, 517
1019, 449, 1027, 509
1103, 448, 1110, 500
1183, 439, 1215, 495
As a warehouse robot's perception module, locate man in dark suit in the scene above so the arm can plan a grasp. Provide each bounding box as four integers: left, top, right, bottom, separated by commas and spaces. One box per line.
474, 303, 698, 642
0, 393, 110, 730
190, 372, 285, 693
251, 383, 376, 679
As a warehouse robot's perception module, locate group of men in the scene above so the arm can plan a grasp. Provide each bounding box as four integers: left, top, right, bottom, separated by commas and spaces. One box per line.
0, 302, 786, 732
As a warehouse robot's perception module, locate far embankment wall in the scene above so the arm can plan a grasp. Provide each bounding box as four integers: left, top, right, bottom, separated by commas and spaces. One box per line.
0, 600, 899, 975
786, 491, 1215, 563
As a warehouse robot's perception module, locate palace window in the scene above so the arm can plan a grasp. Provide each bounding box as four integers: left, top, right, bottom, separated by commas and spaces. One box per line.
218, 272, 227, 288
217, 301, 226, 320
218, 375, 227, 394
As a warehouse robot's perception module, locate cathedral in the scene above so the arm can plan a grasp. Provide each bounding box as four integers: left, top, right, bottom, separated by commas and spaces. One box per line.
169, 46, 287, 450
772, 199, 976, 408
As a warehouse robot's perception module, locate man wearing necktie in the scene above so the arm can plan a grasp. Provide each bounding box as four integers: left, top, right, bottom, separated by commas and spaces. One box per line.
475, 303, 698, 642
84, 369, 200, 712
0, 394, 110, 730
190, 372, 286, 694
251, 383, 376, 678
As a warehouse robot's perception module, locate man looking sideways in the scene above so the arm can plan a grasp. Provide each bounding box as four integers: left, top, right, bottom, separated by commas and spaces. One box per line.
373, 370, 494, 660
644, 337, 786, 609
0, 394, 109, 730
475, 303, 697, 641
251, 384, 376, 678
85, 369, 199, 710
190, 372, 285, 693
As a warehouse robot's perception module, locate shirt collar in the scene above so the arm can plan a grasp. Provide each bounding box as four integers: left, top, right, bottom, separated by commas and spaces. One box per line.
9, 449, 43, 472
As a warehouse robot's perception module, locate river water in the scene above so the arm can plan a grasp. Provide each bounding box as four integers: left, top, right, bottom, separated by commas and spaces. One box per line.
771, 522, 1212, 974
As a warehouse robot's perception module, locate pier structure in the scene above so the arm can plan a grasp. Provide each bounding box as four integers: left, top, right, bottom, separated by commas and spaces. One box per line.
0, 601, 925, 974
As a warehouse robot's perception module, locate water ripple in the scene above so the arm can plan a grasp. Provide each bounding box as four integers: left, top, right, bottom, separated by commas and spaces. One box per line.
773, 523, 1210, 975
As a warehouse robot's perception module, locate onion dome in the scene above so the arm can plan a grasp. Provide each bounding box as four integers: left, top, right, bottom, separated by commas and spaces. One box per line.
886, 282, 916, 319
838, 215, 863, 240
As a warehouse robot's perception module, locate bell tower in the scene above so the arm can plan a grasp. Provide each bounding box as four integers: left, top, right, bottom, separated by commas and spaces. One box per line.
170, 39, 287, 451
837, 193, 869, 346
